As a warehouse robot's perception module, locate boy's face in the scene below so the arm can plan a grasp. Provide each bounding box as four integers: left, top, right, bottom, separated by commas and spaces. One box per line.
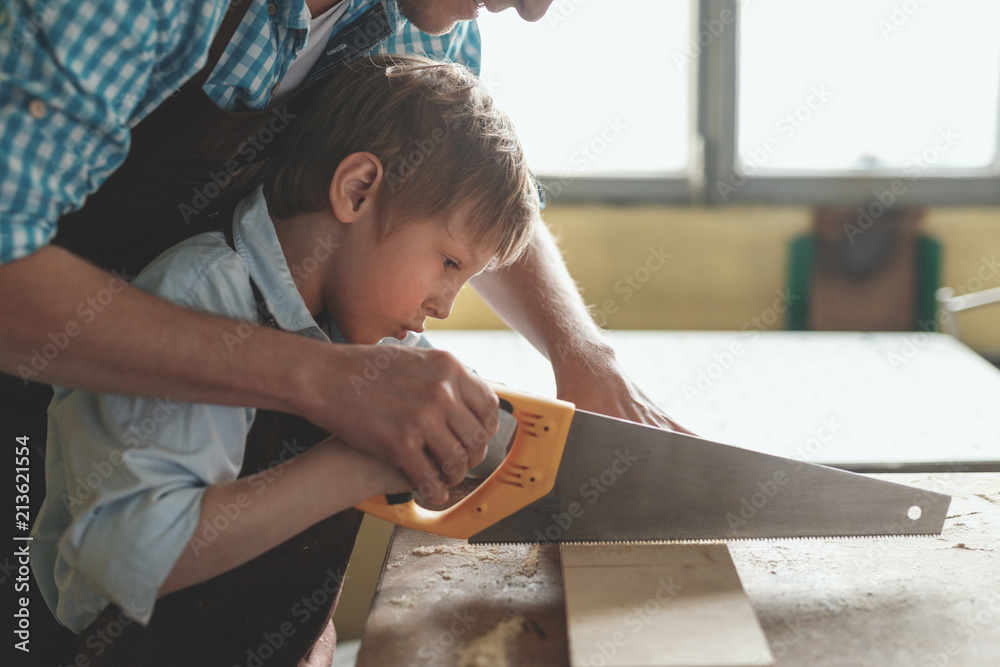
324, 202, 494, 344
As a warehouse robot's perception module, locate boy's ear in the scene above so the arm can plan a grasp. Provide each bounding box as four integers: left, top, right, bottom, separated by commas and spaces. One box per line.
329, 152, 384, 223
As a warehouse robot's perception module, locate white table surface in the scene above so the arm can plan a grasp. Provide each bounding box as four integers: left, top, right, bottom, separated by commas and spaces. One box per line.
425, 330, 1000, 469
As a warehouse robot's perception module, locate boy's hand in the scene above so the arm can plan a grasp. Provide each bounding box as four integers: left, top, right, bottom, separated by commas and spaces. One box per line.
310, 346, 498, 505
314, 437, 412, 501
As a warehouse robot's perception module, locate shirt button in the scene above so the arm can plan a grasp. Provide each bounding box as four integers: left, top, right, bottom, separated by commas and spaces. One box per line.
267, 3, 276, 15
28, 99, 47, 119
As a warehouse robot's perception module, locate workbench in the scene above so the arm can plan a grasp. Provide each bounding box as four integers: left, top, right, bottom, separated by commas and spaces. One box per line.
355, 332, 1000, 666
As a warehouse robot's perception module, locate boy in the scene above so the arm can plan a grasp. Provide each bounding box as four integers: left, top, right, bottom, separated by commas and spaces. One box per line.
31, 54, 538, 665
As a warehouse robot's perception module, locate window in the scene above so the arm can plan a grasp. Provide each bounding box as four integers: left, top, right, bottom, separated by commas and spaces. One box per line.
738, 0, 1000, 173
478, 1, 691, 200
476, 0, 1000, 205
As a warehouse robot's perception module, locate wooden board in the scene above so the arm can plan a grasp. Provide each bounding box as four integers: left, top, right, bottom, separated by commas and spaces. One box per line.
560, 543, 772, 667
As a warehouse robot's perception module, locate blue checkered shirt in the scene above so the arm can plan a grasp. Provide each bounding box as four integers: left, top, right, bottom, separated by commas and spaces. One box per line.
0, 0, 481, 264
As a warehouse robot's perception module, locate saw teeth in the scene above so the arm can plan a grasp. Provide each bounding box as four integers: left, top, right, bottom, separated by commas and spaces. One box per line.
471, 534, 939, 547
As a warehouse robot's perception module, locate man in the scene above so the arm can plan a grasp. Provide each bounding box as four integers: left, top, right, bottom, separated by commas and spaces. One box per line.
0, 0, 686, 502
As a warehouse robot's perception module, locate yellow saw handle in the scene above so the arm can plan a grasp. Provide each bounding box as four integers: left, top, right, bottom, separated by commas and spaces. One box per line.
355, 383, 576, 539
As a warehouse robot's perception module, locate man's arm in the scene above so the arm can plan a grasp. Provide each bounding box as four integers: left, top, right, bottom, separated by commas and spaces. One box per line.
471, 221, 694, 433
1, 246, 492, 502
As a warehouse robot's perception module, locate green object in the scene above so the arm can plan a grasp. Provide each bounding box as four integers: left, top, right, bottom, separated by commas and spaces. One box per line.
786, 235, 815, 331
915, 235, 942, 330
784, 234, 942, 331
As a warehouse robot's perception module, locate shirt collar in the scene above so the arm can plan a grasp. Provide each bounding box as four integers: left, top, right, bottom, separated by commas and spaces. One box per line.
337, 0, 403, 31
230, 186, 341, 341
278, 0, 400, 31
282, 0, 398, 60
275, 0, 312, 30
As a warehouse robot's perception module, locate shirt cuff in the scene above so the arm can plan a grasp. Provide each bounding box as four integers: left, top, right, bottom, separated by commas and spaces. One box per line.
74, 485, 206, 626
0, 220, 58, 265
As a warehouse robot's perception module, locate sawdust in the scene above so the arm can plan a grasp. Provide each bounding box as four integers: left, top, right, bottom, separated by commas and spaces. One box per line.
411, 545, 451, 557
456, 615, 524, 667
423, 568, 455, 586
388, 542, 543, 610
388, 594, 416, 607
411, 544, 499, 562
520, 545, 540, 578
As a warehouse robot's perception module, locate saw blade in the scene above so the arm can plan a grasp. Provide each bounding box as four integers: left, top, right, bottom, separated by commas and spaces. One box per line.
469, 410, 951, 543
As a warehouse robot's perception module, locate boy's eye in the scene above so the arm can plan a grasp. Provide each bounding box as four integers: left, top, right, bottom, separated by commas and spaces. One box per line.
443, 257, 459, 270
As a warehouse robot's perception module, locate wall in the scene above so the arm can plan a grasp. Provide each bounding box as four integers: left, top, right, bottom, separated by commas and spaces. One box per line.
431, 205, 1000, 354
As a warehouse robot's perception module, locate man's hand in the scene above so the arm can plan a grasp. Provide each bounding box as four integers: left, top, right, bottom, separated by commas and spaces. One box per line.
552, 341, 696, 435
304, 346, 499, 504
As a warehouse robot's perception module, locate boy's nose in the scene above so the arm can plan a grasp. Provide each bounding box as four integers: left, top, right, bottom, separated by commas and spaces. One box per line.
425, 290, 458, 320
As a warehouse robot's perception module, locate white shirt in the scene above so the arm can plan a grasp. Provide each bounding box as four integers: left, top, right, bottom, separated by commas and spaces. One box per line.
274, 1, 350, 100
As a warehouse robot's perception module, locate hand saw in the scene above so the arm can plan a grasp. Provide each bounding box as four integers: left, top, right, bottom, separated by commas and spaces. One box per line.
356, 384, 951, 542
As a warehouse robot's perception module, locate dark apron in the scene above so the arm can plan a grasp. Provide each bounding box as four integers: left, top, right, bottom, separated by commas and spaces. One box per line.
26, 1, 393, 663
54, 5, 292, 273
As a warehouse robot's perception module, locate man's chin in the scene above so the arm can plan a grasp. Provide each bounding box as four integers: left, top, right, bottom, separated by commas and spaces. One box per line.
395, 0, 460, 36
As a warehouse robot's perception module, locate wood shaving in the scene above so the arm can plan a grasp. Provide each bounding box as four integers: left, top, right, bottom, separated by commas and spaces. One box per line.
456, 615, 524, 667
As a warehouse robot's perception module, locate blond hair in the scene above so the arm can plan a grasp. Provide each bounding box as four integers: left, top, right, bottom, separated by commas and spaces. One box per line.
264, 54, 537, 268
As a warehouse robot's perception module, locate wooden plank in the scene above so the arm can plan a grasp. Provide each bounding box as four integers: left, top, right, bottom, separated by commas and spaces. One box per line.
560, 543, 773, 667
